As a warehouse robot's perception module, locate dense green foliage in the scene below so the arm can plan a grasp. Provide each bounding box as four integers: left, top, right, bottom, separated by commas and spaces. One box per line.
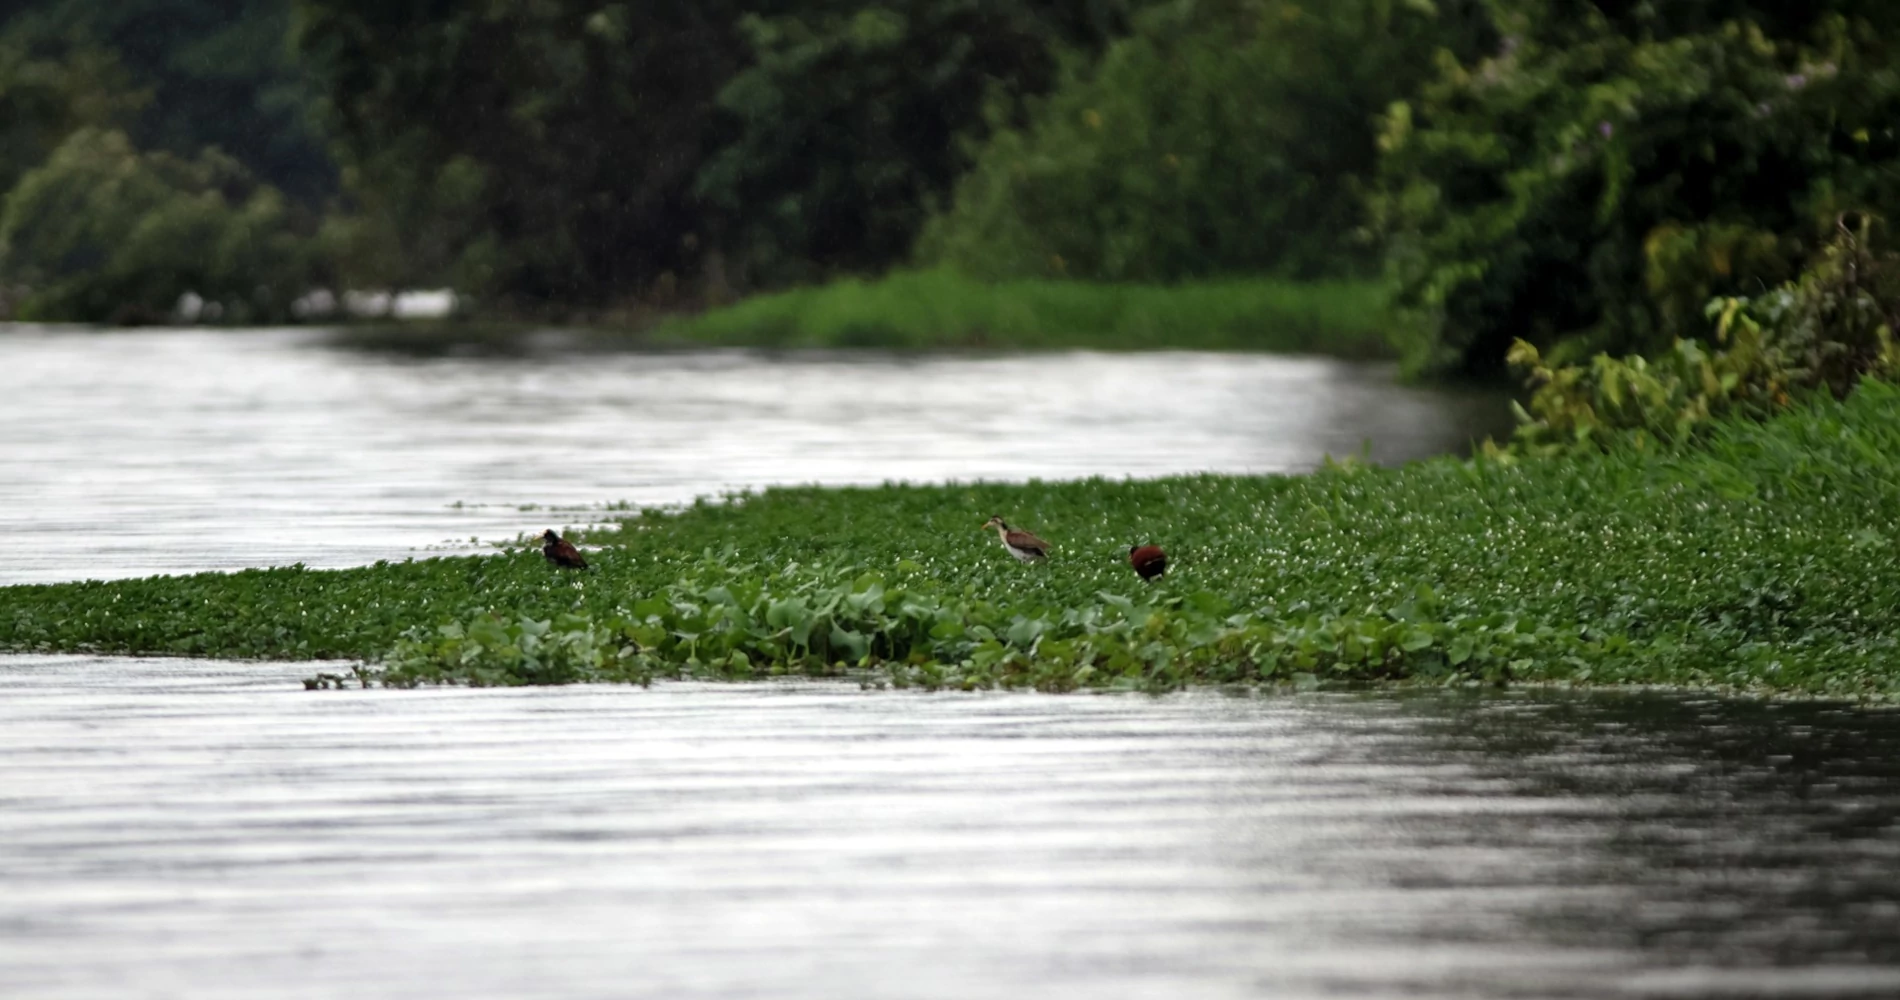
1502, 217, 1900, 452
694, 1, 1143, 285
0, 1, 328, 319
7, 0, 1900, 394
921, 0, 1493, 282
0, 38, 137, 199
8, 384, 1900, 696
2, 0, 331, 201
289, 0, 1146, 307
291, 0, 760, 306
0, 0, 1476, 336
0, 128, 317, 323
654, 269, 1389, 354
1379, 1, 1900, 374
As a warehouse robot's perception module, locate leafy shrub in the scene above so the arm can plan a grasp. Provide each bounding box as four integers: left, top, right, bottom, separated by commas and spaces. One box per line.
1724, 215, 1900, 396
1376, 3, 1900, 375
1501, 216, 1900, 453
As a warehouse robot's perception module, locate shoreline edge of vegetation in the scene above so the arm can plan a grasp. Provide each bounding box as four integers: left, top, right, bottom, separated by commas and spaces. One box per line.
4, 381, 1899, 699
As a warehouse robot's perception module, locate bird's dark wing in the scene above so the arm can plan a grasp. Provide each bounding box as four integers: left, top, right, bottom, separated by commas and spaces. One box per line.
1006, 530, 1050, 554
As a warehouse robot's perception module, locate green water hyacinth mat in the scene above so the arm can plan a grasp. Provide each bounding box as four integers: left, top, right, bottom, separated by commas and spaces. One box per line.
6, 382, 1900, 695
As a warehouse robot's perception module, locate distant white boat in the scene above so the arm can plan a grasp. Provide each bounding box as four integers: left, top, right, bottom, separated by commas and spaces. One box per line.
323, 289, 462, 320
174, 291, 222, 323
389, 290, 459, 319
174, 288, 463, 323
291, 289, 337, 319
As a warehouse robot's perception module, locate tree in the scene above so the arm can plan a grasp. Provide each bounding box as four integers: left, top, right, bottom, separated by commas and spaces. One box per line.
293, 0, 755, 309
918, 0, 1496, 283
1376, 0, 1900, 375
4, 0, 334, 203
695, 0, 1143, 285
0, 128, 317, 323
293, 0, 1157, 306
0, 37, 141, 198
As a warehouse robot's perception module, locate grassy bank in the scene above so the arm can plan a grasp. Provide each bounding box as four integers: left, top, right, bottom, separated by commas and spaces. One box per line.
4, 383, 1900, 696
649, 269, 1393, 356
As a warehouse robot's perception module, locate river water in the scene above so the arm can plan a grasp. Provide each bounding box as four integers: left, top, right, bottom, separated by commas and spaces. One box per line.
0, 326, 1505, 585
2, 326, 1898, 999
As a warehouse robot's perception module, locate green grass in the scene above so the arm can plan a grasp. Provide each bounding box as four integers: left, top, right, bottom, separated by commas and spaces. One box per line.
649, 268, 1393, 356
5, 382, 1900, 696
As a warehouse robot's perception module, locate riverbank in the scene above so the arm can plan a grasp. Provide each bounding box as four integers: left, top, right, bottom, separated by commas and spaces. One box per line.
640, 270, 1393, 356
8, 272, 1397, 360
2, 382, 1896, 696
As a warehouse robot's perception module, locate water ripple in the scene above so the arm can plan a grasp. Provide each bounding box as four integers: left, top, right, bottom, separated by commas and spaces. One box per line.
0, 327, 1502, 583
3, 659, 1900, 999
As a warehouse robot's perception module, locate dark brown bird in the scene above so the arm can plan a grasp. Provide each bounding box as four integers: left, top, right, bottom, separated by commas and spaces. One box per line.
541, 529, 588, 570
1129, 544, 1167, 581
982, 515, 1050, 563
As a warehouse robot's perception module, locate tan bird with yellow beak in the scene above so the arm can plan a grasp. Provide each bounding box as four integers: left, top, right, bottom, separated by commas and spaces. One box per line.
982, 515, 1050, 563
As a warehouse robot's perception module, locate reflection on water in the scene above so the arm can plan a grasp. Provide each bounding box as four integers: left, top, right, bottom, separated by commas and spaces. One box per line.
0, 325, 1505, 584
10, 326, 1889, 1000
1417, 693, 1900, 987
1, 659, 1898, 999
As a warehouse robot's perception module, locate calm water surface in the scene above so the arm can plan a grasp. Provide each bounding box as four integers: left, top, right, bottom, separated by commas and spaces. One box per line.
3, 326, 1897, 998
4, 662, 1900, 999
0, 325, 1504, 585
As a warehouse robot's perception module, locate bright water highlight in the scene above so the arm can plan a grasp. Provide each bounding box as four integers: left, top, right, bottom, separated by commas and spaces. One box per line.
0, 326, 1502, 585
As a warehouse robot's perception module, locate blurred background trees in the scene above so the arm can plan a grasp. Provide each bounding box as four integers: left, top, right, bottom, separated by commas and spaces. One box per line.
1378, 0, 1900, 374
695, 0, 1144, 287
2, 0, 330, 200
1, 127, 316, 322
3, 0, 1900, 379
919, 0, 1495, 283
